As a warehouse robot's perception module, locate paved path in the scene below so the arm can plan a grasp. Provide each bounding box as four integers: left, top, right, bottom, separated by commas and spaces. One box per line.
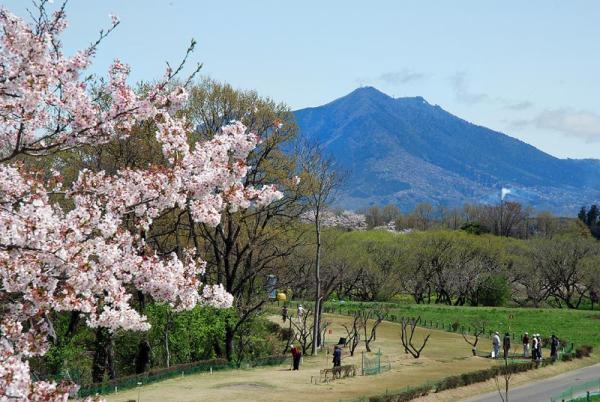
463, 363, 600, 402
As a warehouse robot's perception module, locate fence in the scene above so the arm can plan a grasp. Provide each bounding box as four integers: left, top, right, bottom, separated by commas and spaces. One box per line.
77, 355, 289, 398
551, 378, 600, 402
319, 303, 577, 360
361, 349, 391, 376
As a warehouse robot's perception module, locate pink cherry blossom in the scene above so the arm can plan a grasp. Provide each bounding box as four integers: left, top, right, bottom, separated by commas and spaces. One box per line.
0, 4, 283, 400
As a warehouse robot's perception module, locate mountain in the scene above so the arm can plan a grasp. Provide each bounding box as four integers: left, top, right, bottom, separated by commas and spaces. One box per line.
293, 87, 600, 215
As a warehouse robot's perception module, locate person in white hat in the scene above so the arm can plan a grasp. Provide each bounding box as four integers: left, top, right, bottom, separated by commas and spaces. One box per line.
531, 334, 539, 360
297, 304, 304, 320
492, 331, 501, 359
522, 332, 530, 358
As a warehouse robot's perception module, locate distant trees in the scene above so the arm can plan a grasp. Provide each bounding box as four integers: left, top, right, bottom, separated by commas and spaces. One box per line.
578, 205, 600, 239
313, 225, 600, 309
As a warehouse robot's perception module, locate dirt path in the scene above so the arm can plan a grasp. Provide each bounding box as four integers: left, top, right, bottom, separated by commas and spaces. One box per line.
105, 314, 499, 402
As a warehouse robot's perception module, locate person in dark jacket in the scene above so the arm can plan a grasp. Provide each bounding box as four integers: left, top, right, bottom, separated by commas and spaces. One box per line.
332, 345, 342, 368
550, 334, 559, 361
291, 344, 302, 370
522, 332, 530, 358
503, 332, 511, 359
281, 306, 288, 323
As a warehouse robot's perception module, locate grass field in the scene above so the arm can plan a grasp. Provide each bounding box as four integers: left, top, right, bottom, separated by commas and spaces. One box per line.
104, 314, 503, 402
101, 306, 598, 402
322, 301, 600, 349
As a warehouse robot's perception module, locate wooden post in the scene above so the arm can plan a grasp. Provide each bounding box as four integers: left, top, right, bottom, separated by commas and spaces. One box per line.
361, 351, 365, 376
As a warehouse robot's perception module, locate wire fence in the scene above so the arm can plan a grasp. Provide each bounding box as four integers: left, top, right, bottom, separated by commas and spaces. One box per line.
317, 303, 577, 360
551, 378, 600, 402
361, 349, 391, 376
77, 355, 289, 398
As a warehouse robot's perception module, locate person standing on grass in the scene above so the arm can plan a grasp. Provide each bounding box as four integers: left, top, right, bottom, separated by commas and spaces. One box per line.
291, 344, 302, 370
550, 334, 559, 361
522, 332, 530, 358
332, 345, 342, 368
536, 334, 543, 360
532, 334, 539, 360
297, 304, 304, 320
492, 332, 501, 358
503, 332, 511, 359
281, 306, 288, 323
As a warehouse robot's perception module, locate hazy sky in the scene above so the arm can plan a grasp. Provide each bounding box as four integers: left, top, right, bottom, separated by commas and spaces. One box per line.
5, 0, 600, 159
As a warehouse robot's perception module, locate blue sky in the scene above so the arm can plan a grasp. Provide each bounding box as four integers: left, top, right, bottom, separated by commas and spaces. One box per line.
5, 0, 600, 159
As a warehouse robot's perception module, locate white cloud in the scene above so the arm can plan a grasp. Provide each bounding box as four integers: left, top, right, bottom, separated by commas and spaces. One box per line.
504, 101, 533, 111
449, 72, 488, 104
378, 69, 425, 85
535, 108, 600, 143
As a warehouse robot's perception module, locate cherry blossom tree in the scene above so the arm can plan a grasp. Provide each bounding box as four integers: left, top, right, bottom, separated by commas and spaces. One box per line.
0, 2, 282, 400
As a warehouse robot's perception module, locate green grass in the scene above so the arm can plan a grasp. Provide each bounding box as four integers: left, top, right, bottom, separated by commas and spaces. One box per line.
320, 301, 600, 349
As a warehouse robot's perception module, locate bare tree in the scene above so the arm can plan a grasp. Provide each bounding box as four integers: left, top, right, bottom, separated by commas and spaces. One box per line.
358, 309, 388, 352
289, 308, 314, 355
494, 355, 513, 402
462, 320, 487, 356
299, 141, 343, 355
400, 316, 431, 359
342, 313, 363, 356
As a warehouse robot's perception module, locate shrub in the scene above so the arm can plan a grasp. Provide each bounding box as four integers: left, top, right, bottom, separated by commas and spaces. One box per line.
369, 383, 432, 402
460, 222, 489, 235
368, 361, 546, 402
575, 345, 593, 358
476, 275, 510, 306
561, 352, 573, 361
278, 327, 294, 341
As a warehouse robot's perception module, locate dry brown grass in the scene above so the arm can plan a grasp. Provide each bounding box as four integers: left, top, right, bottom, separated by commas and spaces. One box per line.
103, 314, 529, 402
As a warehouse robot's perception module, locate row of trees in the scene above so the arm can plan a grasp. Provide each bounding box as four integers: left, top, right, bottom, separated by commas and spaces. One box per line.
362, 202, 572, 239
283, 227, 600, 310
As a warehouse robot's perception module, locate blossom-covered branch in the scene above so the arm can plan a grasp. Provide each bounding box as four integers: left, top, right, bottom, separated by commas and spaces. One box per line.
0, 3, 282, 400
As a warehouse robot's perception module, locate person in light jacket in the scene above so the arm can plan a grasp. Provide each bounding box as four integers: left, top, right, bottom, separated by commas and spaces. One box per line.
492, 332, 501, 359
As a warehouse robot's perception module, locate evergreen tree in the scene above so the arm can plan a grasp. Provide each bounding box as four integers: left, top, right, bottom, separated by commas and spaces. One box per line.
587, 205, 599, 227
578, 206, 587, 224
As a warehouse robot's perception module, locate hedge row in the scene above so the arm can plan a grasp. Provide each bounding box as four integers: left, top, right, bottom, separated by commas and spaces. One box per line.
369, 359, 553, 402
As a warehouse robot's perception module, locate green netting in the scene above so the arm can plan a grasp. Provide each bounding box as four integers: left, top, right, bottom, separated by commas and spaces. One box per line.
551, 378, 600, 402
361, 350, 390, 376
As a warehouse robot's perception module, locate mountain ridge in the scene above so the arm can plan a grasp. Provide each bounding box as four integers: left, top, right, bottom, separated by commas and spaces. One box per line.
293, 87, 600, 214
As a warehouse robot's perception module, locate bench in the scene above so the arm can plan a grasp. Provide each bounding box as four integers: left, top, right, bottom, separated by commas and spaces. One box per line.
319, 364, 357, 383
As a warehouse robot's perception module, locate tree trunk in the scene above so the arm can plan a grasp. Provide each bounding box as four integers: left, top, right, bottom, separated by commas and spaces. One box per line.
92, 328, 115, 383
225, 325, 235, 361
311, 216, 322, 355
